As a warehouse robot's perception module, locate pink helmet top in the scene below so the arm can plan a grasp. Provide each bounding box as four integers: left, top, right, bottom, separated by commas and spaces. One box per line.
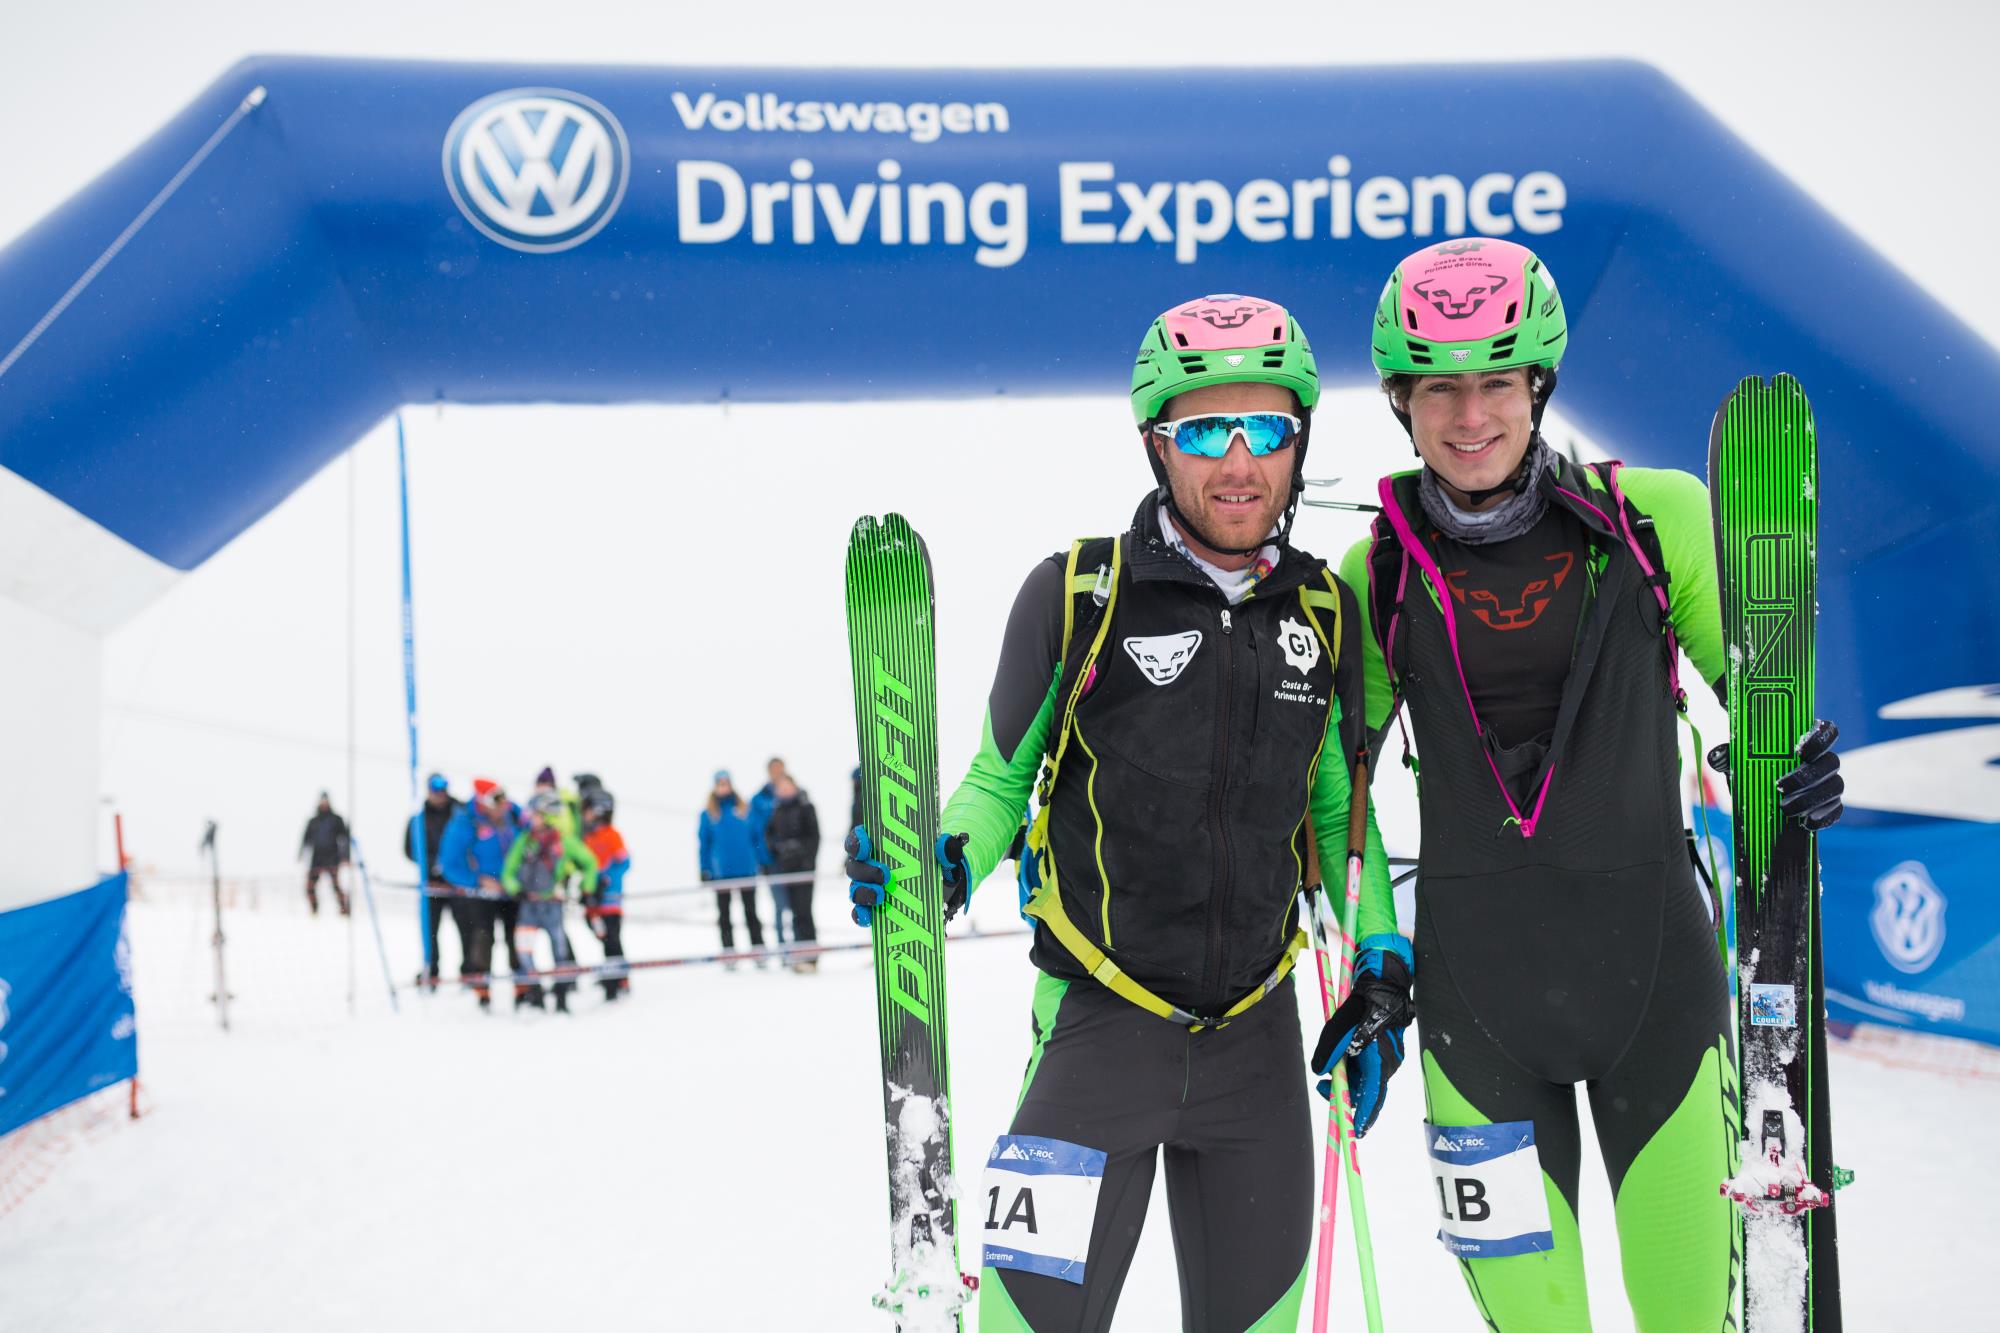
1396, 238, 1538, 343
1158, 294, 1293, 351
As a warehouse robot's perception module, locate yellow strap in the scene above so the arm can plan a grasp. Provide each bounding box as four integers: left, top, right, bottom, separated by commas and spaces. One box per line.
1043, 536, 1122, 799
1294, 570, 1343, 663
1023, 814, 1307, 1030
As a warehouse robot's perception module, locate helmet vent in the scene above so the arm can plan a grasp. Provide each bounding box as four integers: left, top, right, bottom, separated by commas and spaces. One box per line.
1178, 354, 1207, 372
1491, 334, 1518, 351
1405, 308, 1419, 332
1174, 331, 1191, 348
1505, 302, 1518, 324
1262, 349, 1286, 368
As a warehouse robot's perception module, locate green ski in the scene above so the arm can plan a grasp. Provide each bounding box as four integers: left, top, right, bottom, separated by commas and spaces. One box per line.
1710, 374, 1843, 1332
845, 513, 967, 1332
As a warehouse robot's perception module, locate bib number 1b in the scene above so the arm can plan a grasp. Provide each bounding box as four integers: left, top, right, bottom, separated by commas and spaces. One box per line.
1427, 1120, 1555, 1259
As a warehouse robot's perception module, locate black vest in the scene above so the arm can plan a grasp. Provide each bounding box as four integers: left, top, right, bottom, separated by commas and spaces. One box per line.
1366, 459, 1685, 880
1038, 500, 1341, 1014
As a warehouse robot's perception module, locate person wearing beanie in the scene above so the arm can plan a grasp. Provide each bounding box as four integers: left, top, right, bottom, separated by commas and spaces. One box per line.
698, 770, 766, 966
299, 792, 351, 917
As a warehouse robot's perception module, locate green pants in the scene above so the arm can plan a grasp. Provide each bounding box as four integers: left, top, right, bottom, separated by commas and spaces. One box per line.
1416, 865, 1741, 1331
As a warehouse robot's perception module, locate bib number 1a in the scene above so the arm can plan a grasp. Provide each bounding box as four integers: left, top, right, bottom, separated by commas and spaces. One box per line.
980, 1135, 1105, 1285
1427, 1120, 1555, 1259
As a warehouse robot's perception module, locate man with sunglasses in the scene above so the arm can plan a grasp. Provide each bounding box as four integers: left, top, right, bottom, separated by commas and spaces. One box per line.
847, 295, 1395, 1331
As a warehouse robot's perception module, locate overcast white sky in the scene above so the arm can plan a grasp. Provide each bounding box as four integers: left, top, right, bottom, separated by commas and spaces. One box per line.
4, 0, 1995, 882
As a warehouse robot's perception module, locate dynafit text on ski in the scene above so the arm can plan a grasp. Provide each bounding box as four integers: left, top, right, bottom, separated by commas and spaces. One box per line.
844, 512, 972, 1332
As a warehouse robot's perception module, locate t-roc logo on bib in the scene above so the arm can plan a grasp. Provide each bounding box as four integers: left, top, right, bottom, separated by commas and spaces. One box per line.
1871, 860, 1947, 974
1123, 631, 1202, 686
443, 89, 630, 252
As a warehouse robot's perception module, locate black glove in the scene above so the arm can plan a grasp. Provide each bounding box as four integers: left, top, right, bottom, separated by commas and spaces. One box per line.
937, 833, 971, 919
1708, 718, 1844, 831
1310, 936, 1415, 1138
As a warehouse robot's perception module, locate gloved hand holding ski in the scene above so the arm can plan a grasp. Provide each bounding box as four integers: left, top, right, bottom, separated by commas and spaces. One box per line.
1706, 717, 1846, 830
848, 826, 971, 927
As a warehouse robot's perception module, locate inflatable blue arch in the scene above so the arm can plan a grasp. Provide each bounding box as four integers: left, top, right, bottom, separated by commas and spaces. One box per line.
0, 58, 1994, 1042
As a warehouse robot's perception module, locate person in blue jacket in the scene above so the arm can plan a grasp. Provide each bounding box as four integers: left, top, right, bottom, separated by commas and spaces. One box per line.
437, 777, 521, 1009
698, 770, 766, 963
748, 756, 789, 937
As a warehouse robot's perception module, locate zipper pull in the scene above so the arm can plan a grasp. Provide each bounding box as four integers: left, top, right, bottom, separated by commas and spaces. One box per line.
1220, 608, 1233, 634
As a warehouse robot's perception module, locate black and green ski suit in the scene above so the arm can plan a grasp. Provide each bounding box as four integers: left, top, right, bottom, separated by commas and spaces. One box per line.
942, 494, 1393, 1333
1341, 457, 1738, 1332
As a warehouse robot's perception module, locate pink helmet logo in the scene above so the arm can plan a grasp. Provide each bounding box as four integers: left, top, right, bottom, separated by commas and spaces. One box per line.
1398, 237, 1537, 343
1411, 272, 1510, 322
1178, 298, 1270, 330
1158, 294, 1291, 351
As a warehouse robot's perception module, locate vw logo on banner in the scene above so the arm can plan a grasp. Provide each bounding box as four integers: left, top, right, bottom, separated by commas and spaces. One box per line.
443, 88, 629, 252
1871, 860, 1949, 974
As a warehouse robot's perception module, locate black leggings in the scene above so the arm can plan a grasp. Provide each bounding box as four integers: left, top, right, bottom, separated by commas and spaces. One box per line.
983, 972, 1311, 1332
714, 886, 764, 949
1414, 863, 1737, 1330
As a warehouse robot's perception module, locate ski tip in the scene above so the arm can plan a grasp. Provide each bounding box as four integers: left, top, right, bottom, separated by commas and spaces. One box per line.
850, 513, 921, 544
1724, 372, 1811, 402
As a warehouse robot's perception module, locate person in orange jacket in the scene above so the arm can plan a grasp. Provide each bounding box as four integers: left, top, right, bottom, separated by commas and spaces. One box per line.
579, 789, 631, 1001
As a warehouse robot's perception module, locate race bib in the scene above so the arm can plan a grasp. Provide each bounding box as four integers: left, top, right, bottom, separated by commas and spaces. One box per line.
1426, 1120, 1555, 1259
980, 1135, 1105, 1285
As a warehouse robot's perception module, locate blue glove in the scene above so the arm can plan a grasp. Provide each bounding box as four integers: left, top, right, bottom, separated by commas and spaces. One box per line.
846, 825, 891, 927
847, 826, 972, 927
1707, 717, 1845, 831
1310, 935, 1415, 1138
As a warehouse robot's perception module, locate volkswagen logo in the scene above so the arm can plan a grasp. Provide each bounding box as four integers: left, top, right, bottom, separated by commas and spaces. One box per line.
1871, 860, 1948, 974
443, 88, 629, 253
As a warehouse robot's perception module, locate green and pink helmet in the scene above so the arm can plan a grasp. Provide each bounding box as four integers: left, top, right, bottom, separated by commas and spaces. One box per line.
1130, 294, 1319, 426
1371, 238, 1567, 379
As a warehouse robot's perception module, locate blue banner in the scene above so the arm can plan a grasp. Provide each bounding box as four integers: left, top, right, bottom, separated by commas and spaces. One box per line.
1822, 822, 2000, 1046
0, 874, 138, 1138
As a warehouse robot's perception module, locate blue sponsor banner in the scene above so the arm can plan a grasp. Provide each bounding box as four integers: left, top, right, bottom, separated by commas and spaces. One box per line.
0, 874, 138, 1138
1821, 821, 2000, 1047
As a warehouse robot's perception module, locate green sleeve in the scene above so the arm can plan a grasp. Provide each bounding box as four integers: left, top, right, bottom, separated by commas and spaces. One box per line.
940, 673, 1061, 887
1308, 709, 1397, 943
501, 833, 527, 896
1337, 538, 1396, 735
1615, 468, 1726, 693
563, 829, 600, 882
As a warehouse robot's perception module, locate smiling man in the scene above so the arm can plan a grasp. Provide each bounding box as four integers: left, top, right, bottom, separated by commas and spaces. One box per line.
1341, 238, 1846, 1331
846, 295, 1397, 1331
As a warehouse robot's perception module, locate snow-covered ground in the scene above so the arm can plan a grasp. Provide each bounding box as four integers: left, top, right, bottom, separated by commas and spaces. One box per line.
5, 880, 1995, 1331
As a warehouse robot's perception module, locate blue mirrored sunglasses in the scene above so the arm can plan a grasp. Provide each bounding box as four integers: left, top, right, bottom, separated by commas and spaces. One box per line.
1151, 412, 1302, 458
